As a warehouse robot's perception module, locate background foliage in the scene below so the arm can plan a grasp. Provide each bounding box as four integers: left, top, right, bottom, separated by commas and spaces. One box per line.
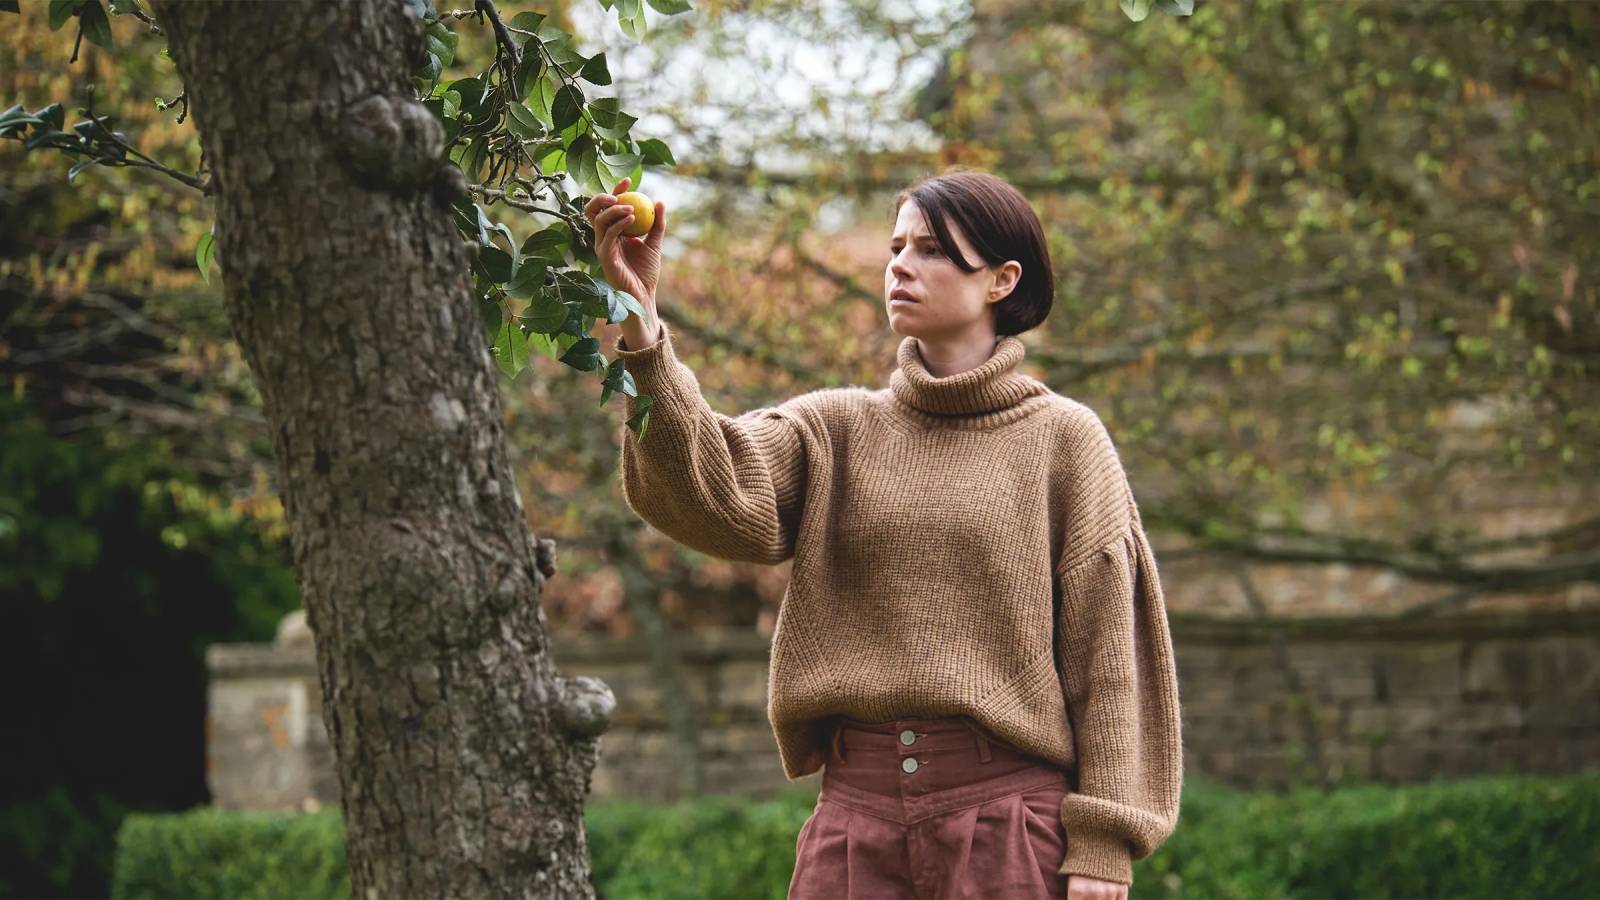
111, 772, 1600, 900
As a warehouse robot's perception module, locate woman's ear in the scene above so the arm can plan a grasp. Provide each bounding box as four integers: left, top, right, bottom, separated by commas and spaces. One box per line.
989, 260, 1023, 303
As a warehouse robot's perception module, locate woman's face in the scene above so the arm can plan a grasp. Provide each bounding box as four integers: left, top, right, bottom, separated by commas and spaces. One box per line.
883, 199, 1011, 340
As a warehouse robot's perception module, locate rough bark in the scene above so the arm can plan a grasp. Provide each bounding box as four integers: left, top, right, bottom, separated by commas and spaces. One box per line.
148, 1, 612, 896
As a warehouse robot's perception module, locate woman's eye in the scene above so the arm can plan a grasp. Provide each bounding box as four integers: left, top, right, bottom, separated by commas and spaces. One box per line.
924, 245, 942, 256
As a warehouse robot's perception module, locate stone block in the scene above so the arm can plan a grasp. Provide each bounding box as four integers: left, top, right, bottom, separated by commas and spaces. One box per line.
714, 660, 772, 712
1436, 702, 1527, 736
1462, 636, 1599, 700
1348, 702, 1444, 739
703, 725, 782, 758
1229, 746, 1293, 789
1374, 741, 1440, 781
700, 758, 796, 799
1320, 744, 1374, 782
1526, 699, 1600, 731
1378, 643, 1463, 699
207, 676, 317, 811
1562, 736, 1600, 770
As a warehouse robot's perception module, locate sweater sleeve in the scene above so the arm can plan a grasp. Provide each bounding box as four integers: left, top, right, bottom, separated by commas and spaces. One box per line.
1052, 417, 1184, 886
611, 319, 813, 564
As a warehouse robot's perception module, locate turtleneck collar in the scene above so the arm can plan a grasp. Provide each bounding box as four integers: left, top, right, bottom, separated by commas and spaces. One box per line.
888, 334, 1050, 417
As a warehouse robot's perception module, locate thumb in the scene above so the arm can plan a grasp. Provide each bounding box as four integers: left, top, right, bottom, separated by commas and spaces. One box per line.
644, 200, 666, 249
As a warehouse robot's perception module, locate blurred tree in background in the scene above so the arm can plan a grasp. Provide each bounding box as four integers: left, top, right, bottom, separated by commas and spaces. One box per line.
556, 0, 1598, 620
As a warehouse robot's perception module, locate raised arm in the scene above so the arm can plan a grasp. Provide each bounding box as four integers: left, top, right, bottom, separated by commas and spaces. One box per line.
613, 320, 820, 564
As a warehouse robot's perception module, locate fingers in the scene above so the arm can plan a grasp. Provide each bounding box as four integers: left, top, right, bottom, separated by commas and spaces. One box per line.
583, 177, 629, 222
643, 200, 666, 248
583, 176, 645, 227
593, 203, 636, 254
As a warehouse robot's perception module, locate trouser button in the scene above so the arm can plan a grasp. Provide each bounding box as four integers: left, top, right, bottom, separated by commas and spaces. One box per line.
899, 729, 917, 746
902, 757, 919, 774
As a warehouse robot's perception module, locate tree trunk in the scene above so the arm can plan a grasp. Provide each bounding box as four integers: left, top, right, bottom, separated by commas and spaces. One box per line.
149, 1, 612, 896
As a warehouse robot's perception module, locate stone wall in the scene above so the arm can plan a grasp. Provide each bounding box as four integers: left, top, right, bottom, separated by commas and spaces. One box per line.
205, 612, 1600, 810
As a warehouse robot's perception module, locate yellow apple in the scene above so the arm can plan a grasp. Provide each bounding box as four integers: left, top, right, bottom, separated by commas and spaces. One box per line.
615, 190, 655, 237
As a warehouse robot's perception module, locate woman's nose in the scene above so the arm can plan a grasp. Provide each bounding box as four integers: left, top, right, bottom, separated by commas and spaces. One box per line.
889, 251, 913, 280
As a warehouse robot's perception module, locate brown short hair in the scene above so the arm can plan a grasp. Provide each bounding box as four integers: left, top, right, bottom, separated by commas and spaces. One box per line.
893, 167, 1054, 337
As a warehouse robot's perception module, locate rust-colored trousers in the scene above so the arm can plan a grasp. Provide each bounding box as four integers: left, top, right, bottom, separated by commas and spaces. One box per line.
788, 715, 1071, 900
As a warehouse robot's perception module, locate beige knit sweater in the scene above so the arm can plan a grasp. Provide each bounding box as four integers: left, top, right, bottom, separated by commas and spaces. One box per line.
612, 321, 1183, 886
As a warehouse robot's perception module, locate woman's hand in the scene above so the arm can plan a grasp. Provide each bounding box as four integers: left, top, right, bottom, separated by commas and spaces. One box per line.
1066, 873, 1128, 900
582, 176, 665, 310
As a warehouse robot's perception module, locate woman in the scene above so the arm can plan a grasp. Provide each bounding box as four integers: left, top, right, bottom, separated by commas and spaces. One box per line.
584, 168, 1182, 900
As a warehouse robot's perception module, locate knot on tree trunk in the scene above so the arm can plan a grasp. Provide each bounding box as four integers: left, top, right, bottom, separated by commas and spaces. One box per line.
338, 93, 445, 194
535, 536, 558, 580
551, 673, 614, 740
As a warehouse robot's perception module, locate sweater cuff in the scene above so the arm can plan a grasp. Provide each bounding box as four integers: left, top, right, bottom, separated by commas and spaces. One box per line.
612, 320, 694, 417
614, 318, 669, 357
1057, 822, 1133, 886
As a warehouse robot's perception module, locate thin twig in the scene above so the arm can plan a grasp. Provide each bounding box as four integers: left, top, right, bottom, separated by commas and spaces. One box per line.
82, 105, 210, 192
474, 0, 523, 89
468, 183, 567, 220
122, 0, 165, 35
155, 90, 188, 125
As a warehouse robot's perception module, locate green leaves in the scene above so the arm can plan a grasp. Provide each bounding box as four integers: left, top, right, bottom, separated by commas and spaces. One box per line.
600, 356, 639, 406
559, 336, 602, 372
418, 20, 457, 83
579, 53, 612, 86
0, 102, 62, 139
639, 137, 676, 167
77, 0, 111, 47
551, 84, 585, 130
4, 102, 145, 187
195, 228, 217, 285
507, 10, 545, 40
617, 0, 647, 41
586, 97, 636, 141
606, 0, 692, 41
493, 321, 530, 379
46, 0, 112, 48
565, 134, 598, 193
521, 223, 569, 263
48, 0, 82, 30
1121, 0, 1192, 20
524, 70, 559, 127
519, 294, 568, 334
504, 100, 543, 140
536, 22, 588, 73
393, 12, 679, 428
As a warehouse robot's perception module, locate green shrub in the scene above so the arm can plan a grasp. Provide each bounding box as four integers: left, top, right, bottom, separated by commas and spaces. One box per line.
112, 808, 348, 900
1280, 772, 1600, 900
112, 771, 1600, 900
587, 784, 818, 899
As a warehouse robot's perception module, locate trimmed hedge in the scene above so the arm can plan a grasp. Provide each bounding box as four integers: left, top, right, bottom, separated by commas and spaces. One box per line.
112, 808, 348, 900
113, 771, 1600, 899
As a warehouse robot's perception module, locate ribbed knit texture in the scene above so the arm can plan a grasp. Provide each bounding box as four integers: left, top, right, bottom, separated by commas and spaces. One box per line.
613, 321, 1183, 886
